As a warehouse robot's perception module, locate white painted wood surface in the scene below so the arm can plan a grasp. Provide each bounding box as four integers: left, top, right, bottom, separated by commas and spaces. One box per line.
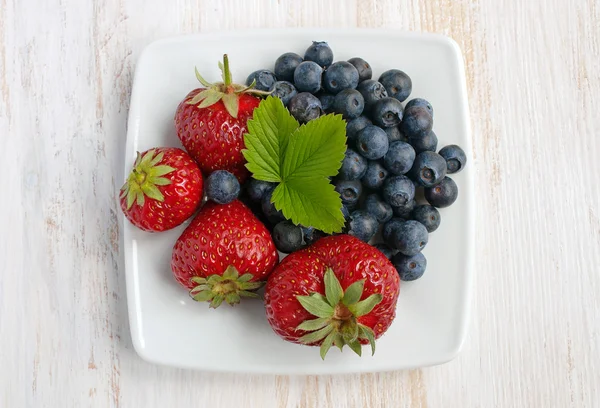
1, 0, 599, 406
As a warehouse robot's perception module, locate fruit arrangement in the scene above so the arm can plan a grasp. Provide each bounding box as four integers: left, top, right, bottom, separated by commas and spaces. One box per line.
119, 41, 467, 359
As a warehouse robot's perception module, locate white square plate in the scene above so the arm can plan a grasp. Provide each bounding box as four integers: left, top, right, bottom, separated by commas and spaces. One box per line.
123, 29, 474, 375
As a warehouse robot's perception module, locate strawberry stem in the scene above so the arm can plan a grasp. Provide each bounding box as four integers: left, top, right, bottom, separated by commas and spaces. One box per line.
222, 54, 232, 87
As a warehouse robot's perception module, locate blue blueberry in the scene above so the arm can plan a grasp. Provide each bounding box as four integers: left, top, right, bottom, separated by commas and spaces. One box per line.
341, 205, 351, 221
371, 97, 403, 128
405, 98, 433, 118
409, 130, 438, 154
246, 70, 277, 92
374, 243, 395, 260
316, 92, 335, 113
274, 52, 303, 82
346, 116, 372, 143
294, 61, 323, 93
301, 226, 326, 246
323, 61, 359, 94
392, 252, 427, 281
384, 126, 407, 144
392, 199, 415, 219
347, 57, 372, 82
356, 79, 388, 110
270, 81, 298, 106
347, 210, 378, 242
438, 144, 467, 174
391, 220, 428, 255
378, 69, 412, 102
261, 189, 285, 224
383, 218, 405, 246
400, 106, 433, 138
356, 125, 389, 160
334, 180, 362, 209
333, 89, 365, 120
424, 176, 458, 208
382, 175, 415, 207
273, 221, 304, 253
304, 41, 334, 68
384, 141, 416, 175
339, 148, 368, 181
412, 205, 441, 233
364, 194, 393, 224
408, 151, 447, 187
361, 160, 388, 190
205, 170, 240, 204
246, 179, 276, 202
288, 92, 322, 123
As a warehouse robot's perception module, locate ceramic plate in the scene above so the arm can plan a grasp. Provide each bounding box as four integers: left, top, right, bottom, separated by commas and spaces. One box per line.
123, 29, 474, 374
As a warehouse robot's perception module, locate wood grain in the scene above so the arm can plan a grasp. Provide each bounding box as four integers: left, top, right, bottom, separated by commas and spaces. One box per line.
1, 0, 599, 407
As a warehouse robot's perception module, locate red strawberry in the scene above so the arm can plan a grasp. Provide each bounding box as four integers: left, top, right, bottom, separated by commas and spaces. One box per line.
175, 55, 266, 183
120, 147, 203, 232
264, 235, 400, 359
171, 200, 279, 308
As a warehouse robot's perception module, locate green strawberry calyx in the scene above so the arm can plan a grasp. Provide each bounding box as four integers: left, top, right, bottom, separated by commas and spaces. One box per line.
295, 268, 383, 360
187, 54, 270, 119
189, 266, 263, 308
120, 149, 176, 209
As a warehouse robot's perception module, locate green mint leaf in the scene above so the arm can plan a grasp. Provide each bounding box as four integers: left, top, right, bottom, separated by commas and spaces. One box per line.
242, 96, 299, 182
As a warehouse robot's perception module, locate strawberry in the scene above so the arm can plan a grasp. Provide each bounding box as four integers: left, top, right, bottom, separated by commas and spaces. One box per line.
264, 235, 400, 359
120, 147, 203, 232
175, 55, 267, 183
171, 200, 279, 308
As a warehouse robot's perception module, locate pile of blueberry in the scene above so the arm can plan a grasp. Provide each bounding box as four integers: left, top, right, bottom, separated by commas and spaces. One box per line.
208, 41, 467, 282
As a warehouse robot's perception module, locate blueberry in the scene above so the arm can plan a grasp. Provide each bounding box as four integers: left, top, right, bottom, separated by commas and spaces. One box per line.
383, 218, 405, 245
364, 194, 393, 224
273, 221, 303, 253
360, 160, 388, 190
333, 89, 365, 120
288, 92, 322, 123
408, 151, 447, 187
346, 116, 372, 143
316, 92, 335, 113
246, 179, 276, 202
392, 199, 415, 219
384, 126, 407, 144
391, 220, 428, 255
356, 125, 389, 160
205, 170, 240, 204
270, 81, 298, 106
412, 205, 441, 233
392, 252, 427, 281
424, 176, 458, 208
262, 189, 285, 224
356, 80, 388, 110
246, 70, 277, 92
374, 243, 395, 260
347, 210, 378, 242
323, 61, 359, 94
378, 69, 412, 102
301, 226, 326, 246
274, 52, 303, 82
400, 106, 433, 138
409, 130, 438, 153
405, 98, 433, 118
384, 141, 416, 175
371, 97, 403, 128
339, 148, 368, 181
438, 144, 467, 174
294, 61, 323, 93
334, 180, 362, 209
347, 57, 372, 82
341, 205, 351, 221
304, 41, 334, 68
382, 175, 415, 207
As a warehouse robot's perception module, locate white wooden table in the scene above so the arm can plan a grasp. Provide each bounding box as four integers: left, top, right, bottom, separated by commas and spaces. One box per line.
2, 0, 599, 406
